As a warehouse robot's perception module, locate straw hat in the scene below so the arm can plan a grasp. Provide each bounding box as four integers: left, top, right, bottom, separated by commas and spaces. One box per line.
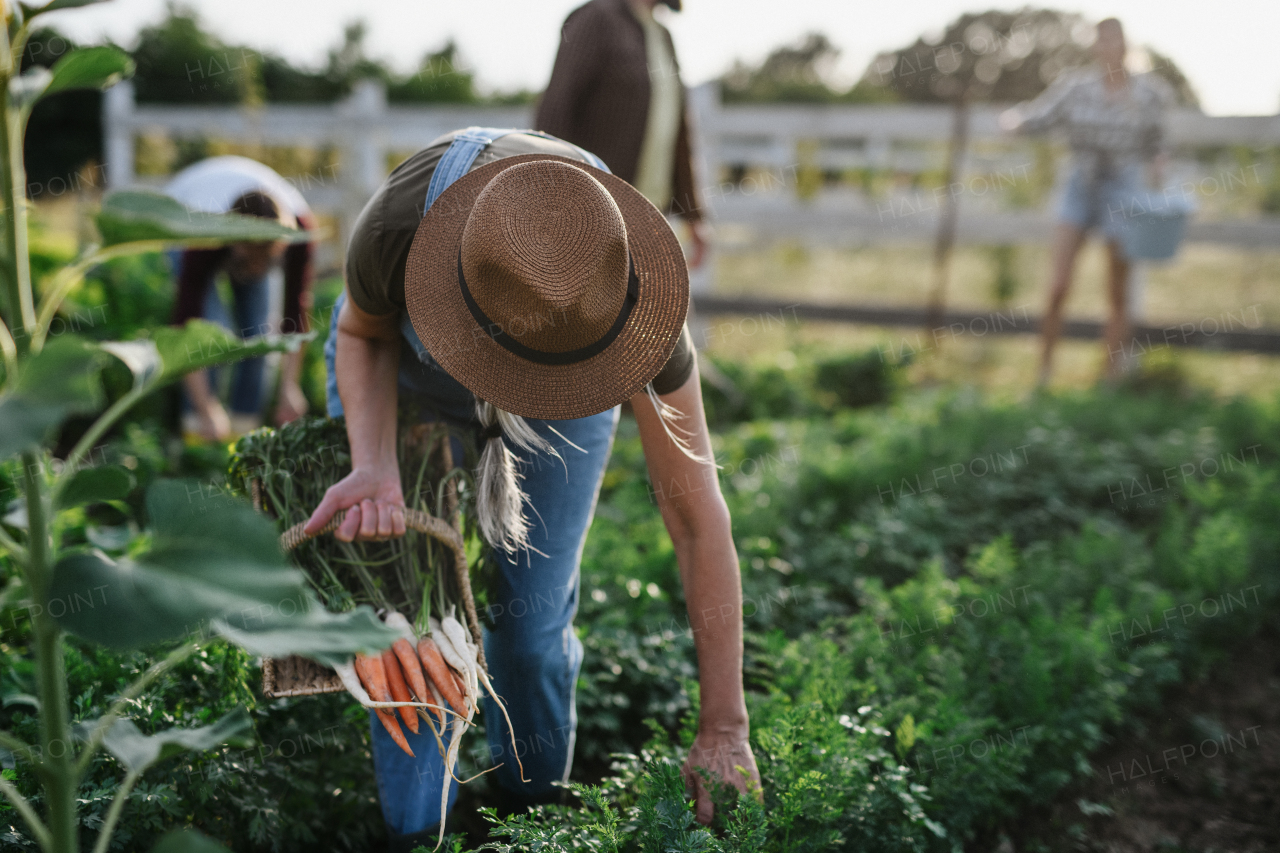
404, 154, 689, 420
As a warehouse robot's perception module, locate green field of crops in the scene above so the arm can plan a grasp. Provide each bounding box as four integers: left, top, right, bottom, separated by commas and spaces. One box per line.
4, 236, 1280, 851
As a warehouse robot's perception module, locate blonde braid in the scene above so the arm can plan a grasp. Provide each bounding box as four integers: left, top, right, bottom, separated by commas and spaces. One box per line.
473, 399, 561, 553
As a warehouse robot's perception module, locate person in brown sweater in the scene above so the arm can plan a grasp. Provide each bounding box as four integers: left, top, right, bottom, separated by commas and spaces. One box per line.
535, 0, 708, 268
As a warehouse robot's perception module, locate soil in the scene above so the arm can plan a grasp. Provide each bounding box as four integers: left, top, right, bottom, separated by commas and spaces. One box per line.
1008, 626, 1280, 853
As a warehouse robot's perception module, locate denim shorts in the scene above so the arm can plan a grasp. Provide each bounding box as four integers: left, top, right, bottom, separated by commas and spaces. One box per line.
1057, 162, 1144, 241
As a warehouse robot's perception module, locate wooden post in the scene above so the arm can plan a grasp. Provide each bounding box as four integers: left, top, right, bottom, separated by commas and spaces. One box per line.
686, 81, 720, 348
102, 81, 135, 189
925, 99, 969, 334
337, 79, 388, 252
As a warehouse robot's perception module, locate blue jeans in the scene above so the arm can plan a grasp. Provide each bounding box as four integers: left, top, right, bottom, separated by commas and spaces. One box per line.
183, 258, 271, 415
325, 295, 619, 834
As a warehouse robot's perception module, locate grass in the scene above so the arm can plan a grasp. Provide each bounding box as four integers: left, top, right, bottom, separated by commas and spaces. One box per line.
715, 242, 1280, 327
705, 241, 1280, 399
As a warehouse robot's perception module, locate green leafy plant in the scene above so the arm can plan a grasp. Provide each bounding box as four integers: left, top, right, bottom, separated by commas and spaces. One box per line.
0, 4, 397, 852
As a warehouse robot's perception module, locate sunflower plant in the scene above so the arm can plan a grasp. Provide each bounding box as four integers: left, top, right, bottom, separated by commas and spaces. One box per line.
0, 3, 397, 852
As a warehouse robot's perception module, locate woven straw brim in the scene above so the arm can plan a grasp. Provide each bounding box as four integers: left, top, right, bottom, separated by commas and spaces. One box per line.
404, 154, 690, 421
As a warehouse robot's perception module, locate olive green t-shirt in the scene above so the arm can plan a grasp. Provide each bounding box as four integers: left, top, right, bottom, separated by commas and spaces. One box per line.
344, 130, 695, 395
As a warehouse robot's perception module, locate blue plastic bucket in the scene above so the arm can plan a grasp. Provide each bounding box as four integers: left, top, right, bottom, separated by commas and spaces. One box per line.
1116, 191, 1193, 262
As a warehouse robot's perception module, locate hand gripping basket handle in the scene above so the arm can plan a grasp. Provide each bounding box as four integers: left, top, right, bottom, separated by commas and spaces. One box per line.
278, 507, 487, 671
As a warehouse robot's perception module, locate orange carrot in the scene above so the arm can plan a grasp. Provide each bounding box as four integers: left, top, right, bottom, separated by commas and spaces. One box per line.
381, 650, 420, 734
354, 652, 389, 702
392, 638, 438, 724
355, 652, 414, 757
377, 708, 414, 757
393, 639, 429, 700
417, 637, 467, 716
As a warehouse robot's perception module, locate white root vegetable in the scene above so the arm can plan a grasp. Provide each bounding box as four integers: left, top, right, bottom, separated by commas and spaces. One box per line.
429, 616, 469, 675
435, 716, 468, 850
383, 610, 417, 642
441, 615, 473, 666
442, 612, 480, 705
475, 664, 528, 783
334, 659, 376, 707
434, 610, 525, 781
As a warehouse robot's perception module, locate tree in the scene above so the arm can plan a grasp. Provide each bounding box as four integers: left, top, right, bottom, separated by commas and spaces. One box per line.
387, 40, 478, 104
722, 32, 893, 104
860, 9, 1197, 106
130, 2, 252, 104
256, 20, 391, 102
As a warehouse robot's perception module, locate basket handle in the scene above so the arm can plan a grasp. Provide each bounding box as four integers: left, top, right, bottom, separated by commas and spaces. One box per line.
279, 506, 487, 670
279, 507, 457, 552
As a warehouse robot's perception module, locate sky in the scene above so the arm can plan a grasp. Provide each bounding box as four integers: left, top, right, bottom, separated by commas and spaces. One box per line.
45, 0, 1280, 116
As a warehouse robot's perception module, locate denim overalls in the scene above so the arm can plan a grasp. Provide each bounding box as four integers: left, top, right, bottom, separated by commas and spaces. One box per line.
323, 129, 620, 837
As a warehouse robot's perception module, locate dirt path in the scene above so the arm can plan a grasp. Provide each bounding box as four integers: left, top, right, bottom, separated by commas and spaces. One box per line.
1011, 627, 1280, 852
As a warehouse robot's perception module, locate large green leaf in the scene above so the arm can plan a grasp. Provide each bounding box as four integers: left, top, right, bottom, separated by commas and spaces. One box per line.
57, 464, 132, 508
0, 335, 103, 461
42, 46, 133, 100
213, 606, 402, 669
0, 325, 304, 464
96, 191, 311, 248
99, 709, 252, 774
100, 339, 162, 389
150, 830, 233, 853
50, 480, 398, 655
21, 0, 112, 17
149, 321, 312, 386
102, 325, 310, 392
50, 480, 305, 648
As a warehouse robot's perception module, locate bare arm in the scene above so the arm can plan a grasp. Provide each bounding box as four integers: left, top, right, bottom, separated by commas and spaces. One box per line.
1001, 71, 1076, 135
272, 348, 309, 425
631, 363, 760, 822
304, 292, 406, 542
182, 370, 230, 441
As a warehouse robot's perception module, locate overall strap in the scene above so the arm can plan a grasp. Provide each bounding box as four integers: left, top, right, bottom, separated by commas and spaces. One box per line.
410, 127, 518, 361
423, 128, 612, 215
424, 127, 516, 213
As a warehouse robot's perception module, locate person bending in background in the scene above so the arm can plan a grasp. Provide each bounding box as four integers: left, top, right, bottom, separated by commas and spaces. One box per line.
536, 0, 708, 269
1000, 17, 1171, 386
166, 156, 317, 440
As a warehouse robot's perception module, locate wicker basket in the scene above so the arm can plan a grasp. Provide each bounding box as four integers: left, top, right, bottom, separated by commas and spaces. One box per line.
262, 655, 344, 698
259, 504, 483, 700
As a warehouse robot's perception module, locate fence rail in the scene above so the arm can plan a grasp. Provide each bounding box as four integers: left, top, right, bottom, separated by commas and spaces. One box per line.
691, 295, 1280, 354
103, 81, 1280, 353
104, 80, 1280, 253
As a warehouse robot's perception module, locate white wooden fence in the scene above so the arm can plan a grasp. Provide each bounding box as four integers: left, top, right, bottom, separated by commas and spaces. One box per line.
104, 79, 1280, 262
